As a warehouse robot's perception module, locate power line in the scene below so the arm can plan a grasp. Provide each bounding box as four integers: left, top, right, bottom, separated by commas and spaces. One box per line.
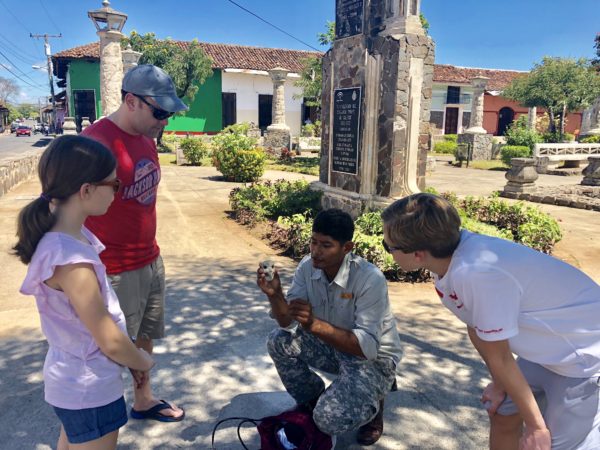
0, 38, 38, 66
225, 0, 320, 52
0, 49, 45, 86
39, 0, 62, 35
0, 32, 39, 61
0, 62, 43, 89
0, 0, 43, 55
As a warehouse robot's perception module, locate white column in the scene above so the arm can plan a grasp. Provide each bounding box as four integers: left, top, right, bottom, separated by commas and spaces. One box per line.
267, 68, 289, 131
465, 76, 489, 134
98, 29, 124, 116
122, 43, 142, 75
382, 0, 424, 36
528, 106, 537, 130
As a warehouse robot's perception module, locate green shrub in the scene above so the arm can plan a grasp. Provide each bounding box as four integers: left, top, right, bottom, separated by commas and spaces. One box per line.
212, 125, 264, 181
179, 137, 209, 165
433, 140, 457, 154
301, 123, 316, 137
580, 135, 600, 143
443, 134, 458, 143
500, 145, 531, 166
505, 116, 542, 149
562, 132, 575, 142
229, 180, 322, 225
442, 193, 562, 253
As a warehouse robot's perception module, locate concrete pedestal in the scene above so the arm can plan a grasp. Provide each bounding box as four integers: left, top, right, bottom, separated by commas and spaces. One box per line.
458, 133, 493, 160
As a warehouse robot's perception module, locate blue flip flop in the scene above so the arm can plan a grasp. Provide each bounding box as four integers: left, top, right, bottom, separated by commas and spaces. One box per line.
130, 399, 185, 422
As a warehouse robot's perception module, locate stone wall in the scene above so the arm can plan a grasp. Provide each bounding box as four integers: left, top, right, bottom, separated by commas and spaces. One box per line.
501, 185, 600, 211
0, 152, 42, 198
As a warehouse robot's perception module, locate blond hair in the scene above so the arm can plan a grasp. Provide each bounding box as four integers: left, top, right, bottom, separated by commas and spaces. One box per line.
381, 193, 461, 258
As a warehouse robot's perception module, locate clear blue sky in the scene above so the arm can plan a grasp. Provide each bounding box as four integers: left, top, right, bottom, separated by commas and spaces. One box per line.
1, 0, 598, 104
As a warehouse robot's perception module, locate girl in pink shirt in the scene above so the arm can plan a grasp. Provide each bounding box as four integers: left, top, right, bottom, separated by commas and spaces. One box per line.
15, 135, 154, 450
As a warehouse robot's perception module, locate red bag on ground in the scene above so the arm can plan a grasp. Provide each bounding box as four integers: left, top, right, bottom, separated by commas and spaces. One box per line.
257, 410, 333, 450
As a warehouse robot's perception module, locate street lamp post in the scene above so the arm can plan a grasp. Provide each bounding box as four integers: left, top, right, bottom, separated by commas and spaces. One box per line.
88, 0, 128, 117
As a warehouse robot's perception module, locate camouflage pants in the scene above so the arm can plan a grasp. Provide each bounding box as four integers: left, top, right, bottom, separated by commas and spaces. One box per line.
267, 327, 397, 436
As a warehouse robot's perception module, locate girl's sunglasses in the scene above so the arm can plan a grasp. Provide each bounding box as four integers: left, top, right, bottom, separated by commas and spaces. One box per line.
94, 178, 122, 193
133, 94, 174, 121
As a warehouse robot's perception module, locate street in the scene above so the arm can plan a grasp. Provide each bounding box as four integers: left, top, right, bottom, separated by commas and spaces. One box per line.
0, 133, 50, 162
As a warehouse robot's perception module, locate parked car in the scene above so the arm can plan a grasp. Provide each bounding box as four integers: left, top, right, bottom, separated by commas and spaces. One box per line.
16, 125, 31, 137
10, 122, 18, 133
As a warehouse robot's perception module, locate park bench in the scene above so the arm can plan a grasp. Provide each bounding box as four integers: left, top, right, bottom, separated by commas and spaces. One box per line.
533, 143, 600, 173
298, 137, 321, 153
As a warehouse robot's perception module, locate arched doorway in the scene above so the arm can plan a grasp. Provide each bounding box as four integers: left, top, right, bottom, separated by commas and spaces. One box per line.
497, 107, 514, 136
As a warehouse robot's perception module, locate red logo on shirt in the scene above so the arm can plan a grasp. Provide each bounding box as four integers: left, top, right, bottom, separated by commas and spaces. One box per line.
475, 326, 504, 334
435, 287, 444, 298
449, 291, 464, 309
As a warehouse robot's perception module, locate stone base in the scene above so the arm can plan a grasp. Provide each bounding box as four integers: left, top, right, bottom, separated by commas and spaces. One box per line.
311, 182, 393, 219
264, 128, 291, 156
503, 182, 537, 194
458, 133, 493, 160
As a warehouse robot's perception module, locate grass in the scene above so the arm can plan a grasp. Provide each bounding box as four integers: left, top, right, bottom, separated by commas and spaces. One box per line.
467, 160, 509, 171
266, 157, 320, 176
158, 152, 176, 165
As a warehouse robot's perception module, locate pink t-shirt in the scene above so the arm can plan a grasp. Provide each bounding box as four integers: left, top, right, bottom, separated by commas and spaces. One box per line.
20, 227, 127, 409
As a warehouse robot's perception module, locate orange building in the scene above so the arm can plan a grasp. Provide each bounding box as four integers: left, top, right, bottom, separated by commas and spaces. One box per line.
431, 64, 582, 136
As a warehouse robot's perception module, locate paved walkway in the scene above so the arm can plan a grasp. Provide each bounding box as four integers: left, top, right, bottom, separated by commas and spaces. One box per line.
0, 158, 598, 449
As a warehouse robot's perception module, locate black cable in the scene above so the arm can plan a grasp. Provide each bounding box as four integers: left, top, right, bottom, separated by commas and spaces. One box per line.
0, 62, 44, 89
0, 50, 46, 87
210, 416, 262, 449
225, 0, 320, 51
38, 0, 62, 35
0, 0, 43, 54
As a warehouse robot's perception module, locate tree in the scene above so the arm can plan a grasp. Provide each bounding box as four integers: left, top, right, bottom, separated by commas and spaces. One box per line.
593, 33, 600, 69
0, 76, 20, 104
503, 57, 600, 137
294, 22, 335, 113
124, 32, 213, 107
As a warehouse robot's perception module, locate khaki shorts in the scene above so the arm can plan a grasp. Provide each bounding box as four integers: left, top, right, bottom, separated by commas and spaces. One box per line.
497, 358, 600, 450
109, 256, 166, 340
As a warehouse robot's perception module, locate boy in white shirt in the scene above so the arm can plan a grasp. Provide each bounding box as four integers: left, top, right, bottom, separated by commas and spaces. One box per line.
381, 193, 600, 450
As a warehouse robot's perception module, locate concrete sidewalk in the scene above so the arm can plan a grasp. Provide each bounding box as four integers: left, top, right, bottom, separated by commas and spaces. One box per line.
0, 161, 598, 449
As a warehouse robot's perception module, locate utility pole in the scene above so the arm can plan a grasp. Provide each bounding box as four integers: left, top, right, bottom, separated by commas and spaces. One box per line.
30, 33, 61, 133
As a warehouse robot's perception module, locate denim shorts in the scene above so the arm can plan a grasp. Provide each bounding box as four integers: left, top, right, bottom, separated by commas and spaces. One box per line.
53, 396, 128, 444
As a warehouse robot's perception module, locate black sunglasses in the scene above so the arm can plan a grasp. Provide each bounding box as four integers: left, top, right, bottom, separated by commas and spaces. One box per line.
382, 239, 403, 254
133, 94, 174, 121
93, 178, 122, 193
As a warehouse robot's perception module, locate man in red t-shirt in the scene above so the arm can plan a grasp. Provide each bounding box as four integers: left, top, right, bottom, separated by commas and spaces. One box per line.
83, 64, 187, 422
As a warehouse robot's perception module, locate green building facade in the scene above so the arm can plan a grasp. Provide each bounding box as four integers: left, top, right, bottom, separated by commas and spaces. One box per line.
66, 60, 223, 133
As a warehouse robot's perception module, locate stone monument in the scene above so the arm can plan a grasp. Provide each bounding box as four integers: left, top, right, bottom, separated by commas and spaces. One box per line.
264, 67, 291, 154
581, 98, 600, 138
314, 0, 435, 216
457, 75, 493, 160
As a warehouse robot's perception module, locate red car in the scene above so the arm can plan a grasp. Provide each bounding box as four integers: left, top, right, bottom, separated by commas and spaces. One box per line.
16, 125, 31, 137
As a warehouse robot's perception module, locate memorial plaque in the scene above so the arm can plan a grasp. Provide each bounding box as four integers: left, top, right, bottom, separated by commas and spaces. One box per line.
332, 87, 361, 174
335, 0, 364, 39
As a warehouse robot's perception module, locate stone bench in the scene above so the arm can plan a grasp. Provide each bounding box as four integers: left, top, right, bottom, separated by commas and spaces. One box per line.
298, 137, 321, 153
533, 143, 600, 173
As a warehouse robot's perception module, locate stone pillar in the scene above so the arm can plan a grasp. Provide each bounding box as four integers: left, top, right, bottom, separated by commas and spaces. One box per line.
122, 43, 142, 74
503, 158, 538, 193
264, 67, 291, 153
98, 29, 125, 116
381, 0, 424, 37
580, 97, 600, 137
586, 103, 600, 137
528, 106, 537, 130
465, 76, 488, 134
314, 0, 435, 216
582, 156, 600, 186
458, 75, 493, 160
81, 117, 92, 132
62, 117, 77, 135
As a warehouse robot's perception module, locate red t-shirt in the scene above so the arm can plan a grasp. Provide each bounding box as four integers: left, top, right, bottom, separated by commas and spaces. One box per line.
83, 118, 160, 274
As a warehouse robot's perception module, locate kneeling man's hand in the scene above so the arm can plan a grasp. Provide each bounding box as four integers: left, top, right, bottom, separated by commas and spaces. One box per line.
289, 299, 314, 330
257, 266, 281, 297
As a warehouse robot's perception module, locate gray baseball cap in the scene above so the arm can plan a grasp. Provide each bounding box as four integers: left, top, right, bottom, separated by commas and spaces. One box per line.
122, 64, 189, 113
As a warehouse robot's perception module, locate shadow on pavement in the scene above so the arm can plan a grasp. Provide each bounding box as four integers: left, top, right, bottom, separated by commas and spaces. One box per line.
31, 138, 52, 148
0, 256, 489, 449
